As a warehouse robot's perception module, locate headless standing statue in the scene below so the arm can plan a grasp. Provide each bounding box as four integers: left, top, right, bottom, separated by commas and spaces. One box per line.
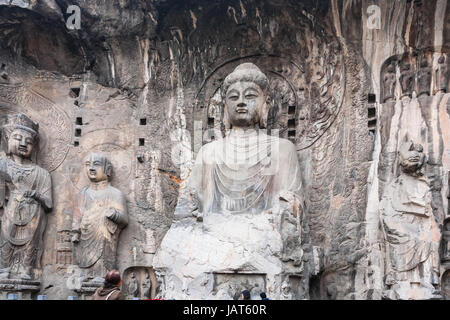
71, 153, 128, 279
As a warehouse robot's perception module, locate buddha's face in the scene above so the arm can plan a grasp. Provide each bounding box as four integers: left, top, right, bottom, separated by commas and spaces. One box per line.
8, 128, 35, 159
225, 81, 266, 128
84, 154, 109, 182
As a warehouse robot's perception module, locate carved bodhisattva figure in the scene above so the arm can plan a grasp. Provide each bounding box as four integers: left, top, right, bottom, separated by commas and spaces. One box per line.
71, 153, 128, 278
154, 63, 314, 299
0, 114, 52, 280
380, 140, 441, 300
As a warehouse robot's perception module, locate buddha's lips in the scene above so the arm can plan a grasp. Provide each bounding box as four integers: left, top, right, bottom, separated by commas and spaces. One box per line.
236, 107, 248, 113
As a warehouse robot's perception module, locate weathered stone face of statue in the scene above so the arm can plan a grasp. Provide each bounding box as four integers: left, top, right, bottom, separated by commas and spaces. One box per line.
399, 141, 425, 176
71, 152, 128, 278
154, 63, 316, 300
380, 139, 441, 300
84, 153, 112, 183
7, 128, 35, 160
0, 113, 52, 280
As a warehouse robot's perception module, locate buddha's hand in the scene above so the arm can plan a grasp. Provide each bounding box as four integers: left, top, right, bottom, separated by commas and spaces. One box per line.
23, 190, 43, 204
174, 187, 201, 221
106, 208, 119, 221
71, 231, 80, 243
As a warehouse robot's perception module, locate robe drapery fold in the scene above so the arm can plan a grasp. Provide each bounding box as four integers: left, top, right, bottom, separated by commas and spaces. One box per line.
186, 130, 302, 215
72, 185, 128, 270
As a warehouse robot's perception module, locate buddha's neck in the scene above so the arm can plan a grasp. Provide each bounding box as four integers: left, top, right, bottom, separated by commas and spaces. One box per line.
229, 127, 260, 138
89, 180, 109, 190
11, 154, 33, 166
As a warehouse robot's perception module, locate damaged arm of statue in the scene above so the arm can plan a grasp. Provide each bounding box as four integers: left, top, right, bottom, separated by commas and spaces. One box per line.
23, 190, 52, 212
71, 229, 80, 243
106, 207, 128, 228
173, 187, 202, 221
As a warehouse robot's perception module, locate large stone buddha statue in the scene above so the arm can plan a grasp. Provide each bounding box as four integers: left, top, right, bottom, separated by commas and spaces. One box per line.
154, 63, 314, 299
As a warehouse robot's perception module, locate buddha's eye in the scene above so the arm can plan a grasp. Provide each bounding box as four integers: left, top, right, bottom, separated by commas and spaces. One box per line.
13, 134, 21, 141
228, 95, 238, 101
25, 138, 33, 145
245, 94, 257, 99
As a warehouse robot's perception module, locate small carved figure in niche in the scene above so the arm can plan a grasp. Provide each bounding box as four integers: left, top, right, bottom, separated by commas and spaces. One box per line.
0, 63, 8, 82
442, 217, 450, 262
434, 54, 448, 94
416, 57, 431, 97
399, 63, 414, 98
280, 278, 293, 300
127, 272, 139, 298
71, 152, 128, 278
383, 61, 397, 102
0, 113, 52, 280
380, 139, 441, 300
141, 270, 152, 299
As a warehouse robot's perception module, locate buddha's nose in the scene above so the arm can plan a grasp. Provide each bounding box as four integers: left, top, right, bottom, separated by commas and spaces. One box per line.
237, 101, 246, 108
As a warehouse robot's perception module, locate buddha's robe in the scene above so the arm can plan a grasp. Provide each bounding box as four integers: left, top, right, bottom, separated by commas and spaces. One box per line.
179, 129, 302, 216
72, 184, 128, 273
0, 157, 52, 273
154, 129, 305, 299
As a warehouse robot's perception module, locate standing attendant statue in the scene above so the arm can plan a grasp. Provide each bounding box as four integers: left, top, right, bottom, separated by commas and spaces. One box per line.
380, 139, 441, 300
0, 113, 52, 280
71, 152, 128, 278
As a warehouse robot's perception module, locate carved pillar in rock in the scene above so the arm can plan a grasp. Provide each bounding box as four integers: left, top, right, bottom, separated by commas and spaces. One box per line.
380, 140, 441, 300
71, 152, 128, 294
0, 113, 52, 297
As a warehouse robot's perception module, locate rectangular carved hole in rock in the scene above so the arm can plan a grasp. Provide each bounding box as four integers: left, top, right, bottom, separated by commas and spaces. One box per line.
368, 107, 376, 119
368, 119, 377, 128
288, 118, 296, 128
208, 117, 214, 126
76, 117, 83, 125
139, 138, 145, 146
140, 118, 147, 125
75, 128, 81, 137
74, 141, 79, 147
288, 105, 296, 115
368, 93, 376, 103
70, 88, 80, 98
288, 130, 296, 138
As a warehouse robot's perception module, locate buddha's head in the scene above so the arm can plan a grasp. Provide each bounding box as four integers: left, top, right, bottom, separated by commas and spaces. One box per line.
399, 140, 426, 176
2, 113, 39, 160
222, 63, 270, 129
84, 152, 113, 182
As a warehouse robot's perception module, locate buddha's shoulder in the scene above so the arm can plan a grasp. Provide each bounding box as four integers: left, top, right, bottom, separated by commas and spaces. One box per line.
105, 185, 125, 198
197, 139, 223, 155
277, 137, 297, 151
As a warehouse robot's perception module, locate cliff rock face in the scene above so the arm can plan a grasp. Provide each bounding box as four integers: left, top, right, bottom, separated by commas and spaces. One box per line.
0, 0, 448, 299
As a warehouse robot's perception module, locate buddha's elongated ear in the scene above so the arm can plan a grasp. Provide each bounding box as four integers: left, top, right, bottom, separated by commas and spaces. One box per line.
222, 102, 232, 130
258, 95, 270, 129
